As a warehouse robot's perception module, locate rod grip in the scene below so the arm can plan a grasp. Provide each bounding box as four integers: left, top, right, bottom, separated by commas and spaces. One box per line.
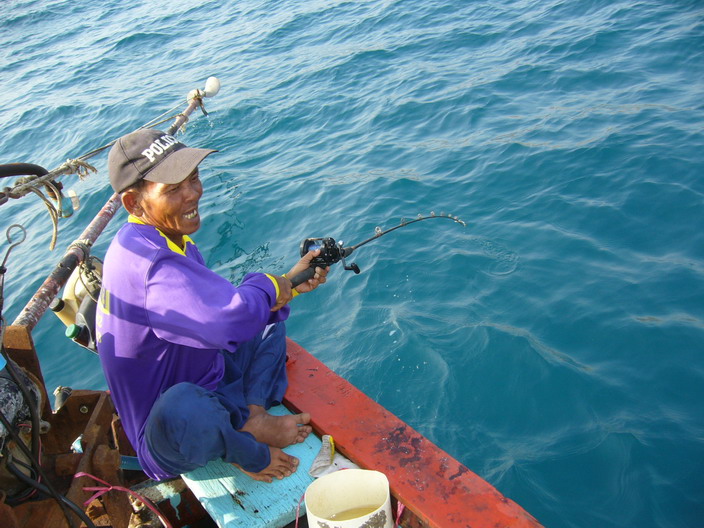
289, 267, 315, 288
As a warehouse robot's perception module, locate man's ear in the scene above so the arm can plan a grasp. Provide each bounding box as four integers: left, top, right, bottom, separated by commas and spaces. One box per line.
121, 189, 142, 216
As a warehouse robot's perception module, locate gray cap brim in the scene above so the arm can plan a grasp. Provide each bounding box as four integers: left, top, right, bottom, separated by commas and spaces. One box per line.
143, 146, 217, 186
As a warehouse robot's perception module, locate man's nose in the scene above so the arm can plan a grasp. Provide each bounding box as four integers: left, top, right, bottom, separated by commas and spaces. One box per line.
185, 180, 202, 200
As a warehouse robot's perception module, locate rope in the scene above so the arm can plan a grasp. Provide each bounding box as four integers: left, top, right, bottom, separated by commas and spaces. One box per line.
76, 101, 184, 160
0, 89, 210, 251
295, 491, 304, 528
78, 260, 101, 303
26, 187, 59, 250
8, 159, 95, 198
1, 89, 202, 205
62, 159, 98, 181
140, 101, 185, 129
396, 501, 405, 526
4, 160, 97, 249
74, 472, 173, 528
141, 112, 185, 132
2, 85, 206, 205
43, 180, 63, 217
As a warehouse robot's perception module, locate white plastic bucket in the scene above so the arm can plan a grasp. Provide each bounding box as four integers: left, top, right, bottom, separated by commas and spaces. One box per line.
305, 469, 394, 528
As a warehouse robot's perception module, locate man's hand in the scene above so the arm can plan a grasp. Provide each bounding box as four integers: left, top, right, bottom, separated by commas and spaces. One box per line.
286, 249, 330, 295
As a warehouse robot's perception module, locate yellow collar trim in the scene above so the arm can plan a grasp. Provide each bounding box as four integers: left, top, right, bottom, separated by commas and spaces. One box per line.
128, 215, 194, 256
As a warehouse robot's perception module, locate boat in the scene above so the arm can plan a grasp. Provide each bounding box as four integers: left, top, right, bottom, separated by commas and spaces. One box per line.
0, 78, 542, 528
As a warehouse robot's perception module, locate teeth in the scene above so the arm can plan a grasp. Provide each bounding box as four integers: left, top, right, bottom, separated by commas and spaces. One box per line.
184, 209, 198, 220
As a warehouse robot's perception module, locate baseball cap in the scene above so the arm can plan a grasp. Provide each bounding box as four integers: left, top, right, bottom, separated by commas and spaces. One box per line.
108, 128, 216, 193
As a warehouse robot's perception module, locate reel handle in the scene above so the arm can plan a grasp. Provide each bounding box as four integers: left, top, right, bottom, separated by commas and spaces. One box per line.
289, 267, 316, 288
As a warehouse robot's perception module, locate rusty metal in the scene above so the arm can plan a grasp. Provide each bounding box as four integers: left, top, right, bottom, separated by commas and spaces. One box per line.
12, 194, 122, 330
91, 444, 133, 528
2, 325, 52, 418
0, 491, 20, 528
55, 391, 115, 527
2, 81, 217, 528
5, 389, 117, 528
12, 90, 210, 332
130, 478, 211, 528
166, 97, 202, 136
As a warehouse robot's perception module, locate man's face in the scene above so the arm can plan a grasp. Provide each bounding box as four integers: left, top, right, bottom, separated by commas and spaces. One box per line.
138, 169, 203, 242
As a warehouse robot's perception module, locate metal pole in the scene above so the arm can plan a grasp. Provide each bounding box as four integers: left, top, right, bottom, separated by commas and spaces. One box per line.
166, 98, 201, 135
13, 194, 122, 330
12, 80, 217, 330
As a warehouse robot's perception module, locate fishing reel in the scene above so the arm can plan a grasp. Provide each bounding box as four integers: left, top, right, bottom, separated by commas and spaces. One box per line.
289, 213, 466, 288
299, 237, 359, 273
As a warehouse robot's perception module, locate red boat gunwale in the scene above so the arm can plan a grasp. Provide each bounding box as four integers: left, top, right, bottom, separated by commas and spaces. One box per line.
283, 338, 542, 528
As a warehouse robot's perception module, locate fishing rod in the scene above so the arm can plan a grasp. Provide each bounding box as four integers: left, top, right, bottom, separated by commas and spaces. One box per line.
289, 212, 466, 287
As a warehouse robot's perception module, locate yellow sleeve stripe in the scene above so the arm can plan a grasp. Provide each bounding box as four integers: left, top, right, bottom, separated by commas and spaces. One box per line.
265, 274, 280, 302
281, 274, 300, 298
99, 288, 111, 315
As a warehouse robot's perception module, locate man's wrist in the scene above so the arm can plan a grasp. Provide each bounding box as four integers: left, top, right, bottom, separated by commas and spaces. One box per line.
281, 274, 300, 297
264, 274, 281, 301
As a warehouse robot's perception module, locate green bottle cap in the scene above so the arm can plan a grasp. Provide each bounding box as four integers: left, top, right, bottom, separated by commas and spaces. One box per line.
65, 324, 81, 339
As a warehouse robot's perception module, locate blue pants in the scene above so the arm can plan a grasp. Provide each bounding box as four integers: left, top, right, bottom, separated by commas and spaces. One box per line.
144, 322, 287, 476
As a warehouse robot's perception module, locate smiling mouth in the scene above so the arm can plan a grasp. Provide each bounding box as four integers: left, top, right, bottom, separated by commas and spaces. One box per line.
183, 209, 198, 220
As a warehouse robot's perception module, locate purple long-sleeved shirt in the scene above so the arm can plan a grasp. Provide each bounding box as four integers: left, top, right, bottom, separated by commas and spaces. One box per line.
96, 217, 288, 478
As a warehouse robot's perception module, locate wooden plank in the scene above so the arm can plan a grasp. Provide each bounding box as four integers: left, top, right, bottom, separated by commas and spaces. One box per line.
3, 325, 52, 418
283, 338, 543, 528
182, 405, 321, 528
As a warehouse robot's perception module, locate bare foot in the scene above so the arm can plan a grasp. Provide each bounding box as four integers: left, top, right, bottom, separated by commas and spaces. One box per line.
236, 447, 299, 483
241, 405, 312, 448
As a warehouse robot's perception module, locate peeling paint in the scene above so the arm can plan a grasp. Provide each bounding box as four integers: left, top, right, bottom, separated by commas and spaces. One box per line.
449, 465, 468, 481
375, 426, 423, 467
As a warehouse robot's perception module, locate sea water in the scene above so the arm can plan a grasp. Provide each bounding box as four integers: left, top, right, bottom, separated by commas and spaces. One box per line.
1, 1, 703, 527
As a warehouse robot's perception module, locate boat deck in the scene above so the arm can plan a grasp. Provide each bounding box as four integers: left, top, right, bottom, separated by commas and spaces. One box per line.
182, 405, 320, 528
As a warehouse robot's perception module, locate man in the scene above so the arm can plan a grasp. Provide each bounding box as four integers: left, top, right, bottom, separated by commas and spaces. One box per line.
96, 128, 328, 483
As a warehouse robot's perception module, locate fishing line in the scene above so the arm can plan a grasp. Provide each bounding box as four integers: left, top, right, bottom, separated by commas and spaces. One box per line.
290, 212, 465, 287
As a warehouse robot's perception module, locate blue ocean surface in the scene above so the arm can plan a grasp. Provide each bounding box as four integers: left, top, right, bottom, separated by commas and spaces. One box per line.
1, 1, 703, 526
